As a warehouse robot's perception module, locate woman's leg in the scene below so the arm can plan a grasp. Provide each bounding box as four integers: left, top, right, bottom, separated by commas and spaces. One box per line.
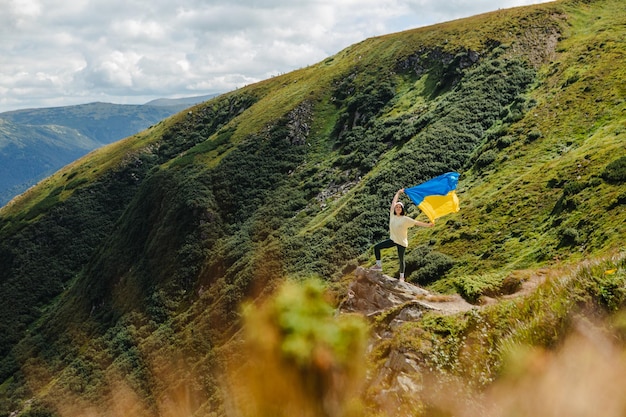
397, 245, 407, 278
374, 239, 396, 260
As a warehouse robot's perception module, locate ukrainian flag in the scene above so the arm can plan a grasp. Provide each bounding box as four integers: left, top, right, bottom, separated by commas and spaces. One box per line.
404, 172, 460, 222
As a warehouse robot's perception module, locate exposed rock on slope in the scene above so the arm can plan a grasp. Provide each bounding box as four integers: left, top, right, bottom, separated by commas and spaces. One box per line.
340, 267, 476, 318
338, 266, 551, 414
339, 267, 479, 414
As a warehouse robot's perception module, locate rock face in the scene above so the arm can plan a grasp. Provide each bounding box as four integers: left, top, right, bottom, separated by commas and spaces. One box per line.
339, 267, 476, 415
341, 266, 477, 317
339, 267, 433, 316
286, 100, 313, 145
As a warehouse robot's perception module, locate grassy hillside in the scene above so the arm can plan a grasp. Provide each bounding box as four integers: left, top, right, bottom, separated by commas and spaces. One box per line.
0, 0, 625, 415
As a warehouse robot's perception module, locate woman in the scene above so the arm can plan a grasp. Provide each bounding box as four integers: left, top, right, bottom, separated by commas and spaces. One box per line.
371, 188, 434, 281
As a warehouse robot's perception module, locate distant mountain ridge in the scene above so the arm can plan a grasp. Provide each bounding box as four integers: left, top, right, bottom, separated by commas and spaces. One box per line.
143, 94, 218, 106
0, 94, 218, 206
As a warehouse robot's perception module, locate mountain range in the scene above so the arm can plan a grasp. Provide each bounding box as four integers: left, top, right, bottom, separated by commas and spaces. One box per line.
1, 0, 625, 416
0, 95, 217, 206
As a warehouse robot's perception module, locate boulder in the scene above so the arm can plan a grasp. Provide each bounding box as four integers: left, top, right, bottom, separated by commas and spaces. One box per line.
339, 267, 436, 316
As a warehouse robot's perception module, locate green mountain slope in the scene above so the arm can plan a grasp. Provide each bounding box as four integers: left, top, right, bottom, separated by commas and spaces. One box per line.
0, 0, 625, 415
0, 97, 215, 206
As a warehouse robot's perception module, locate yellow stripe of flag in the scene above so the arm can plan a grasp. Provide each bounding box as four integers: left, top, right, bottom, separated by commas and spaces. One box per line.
417, 190, 460, 223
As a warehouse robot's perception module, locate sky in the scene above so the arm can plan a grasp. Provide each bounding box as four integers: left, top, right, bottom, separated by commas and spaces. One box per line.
1, 0, 554, 113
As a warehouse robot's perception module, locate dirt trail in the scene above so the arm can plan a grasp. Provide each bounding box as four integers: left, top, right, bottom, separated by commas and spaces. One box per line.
411, 268, 549, 315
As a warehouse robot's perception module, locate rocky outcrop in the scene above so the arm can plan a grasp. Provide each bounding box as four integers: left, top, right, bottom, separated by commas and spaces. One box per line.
286, 100, 313, 145
339, 267, 477, 414
396, 46, 481, 92
339, 266, 474, 318
339, 267, 433, 316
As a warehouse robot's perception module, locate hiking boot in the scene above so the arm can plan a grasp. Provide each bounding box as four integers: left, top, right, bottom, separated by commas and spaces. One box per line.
370, 264, 382, 271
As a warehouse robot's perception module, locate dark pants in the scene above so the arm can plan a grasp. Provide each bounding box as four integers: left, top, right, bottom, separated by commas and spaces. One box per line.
374, 239, 407, 274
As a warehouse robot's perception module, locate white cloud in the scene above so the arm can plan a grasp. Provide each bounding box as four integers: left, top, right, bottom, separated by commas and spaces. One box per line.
0, 0, 554, 112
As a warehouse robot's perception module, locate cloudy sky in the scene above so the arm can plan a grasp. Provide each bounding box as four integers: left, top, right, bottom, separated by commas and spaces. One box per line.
1, 0, 553, 113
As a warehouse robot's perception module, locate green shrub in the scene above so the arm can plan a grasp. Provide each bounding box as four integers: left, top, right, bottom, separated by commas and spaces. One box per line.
454, 273, 503, 303
608, 191, 626, 209
475, 149, 498, 168
558, 227, 582, 246
526, 129, 542, 142
406, 246, 456, 284
601, 156, 626, 183
15, 400, 55, 417
575, 260, 626, 312
496, 135, 515, 149
594, 271, 626, 311
563, 180, 587, 196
